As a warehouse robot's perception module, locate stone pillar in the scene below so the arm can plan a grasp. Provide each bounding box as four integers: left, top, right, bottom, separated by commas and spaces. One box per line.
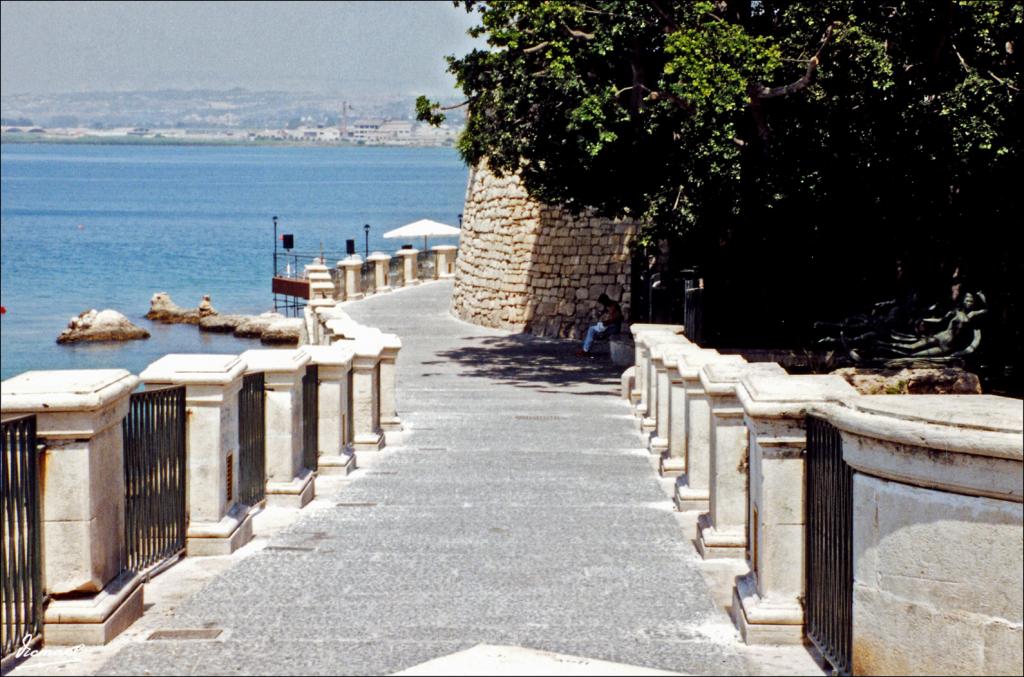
338, 256, 363, 301
306, 261, 336, 310
732, 373, 857, 644
1, 370, 144, 645
671, 352, 746, 509
240, 349, 315, 508
433, 245, 457, 278
301, 344, 357, 475
378, 333, 403, 431
350, 336, 385, 451
641, 333, 690, 432
697, 362, 786, 559
649, 342, 701, 455
395, 248, 420, 286
819, 395, 1022, 676
627, 324, 684, 412
367, 252, 392, 293
139, 355, 253, 556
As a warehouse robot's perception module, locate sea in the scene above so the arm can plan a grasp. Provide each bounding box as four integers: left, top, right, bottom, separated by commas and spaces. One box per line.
0, 143, 468, 381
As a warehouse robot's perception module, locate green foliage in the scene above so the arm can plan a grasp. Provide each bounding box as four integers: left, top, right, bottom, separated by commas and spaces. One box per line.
422, 0, 1022, 387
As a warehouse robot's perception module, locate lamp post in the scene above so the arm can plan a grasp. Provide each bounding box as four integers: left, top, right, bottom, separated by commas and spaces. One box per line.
363, 223, 370, 258
273, 215, 279, 277
458, 213, 463, 228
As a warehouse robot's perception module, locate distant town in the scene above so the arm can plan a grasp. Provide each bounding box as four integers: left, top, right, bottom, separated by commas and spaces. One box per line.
0, 88, 464, 147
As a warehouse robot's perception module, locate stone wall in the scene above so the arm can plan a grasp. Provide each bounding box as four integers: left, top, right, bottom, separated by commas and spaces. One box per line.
452, 163, 637, 339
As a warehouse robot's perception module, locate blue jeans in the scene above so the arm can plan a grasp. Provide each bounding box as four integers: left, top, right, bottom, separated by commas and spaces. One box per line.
583, 321, 620, 352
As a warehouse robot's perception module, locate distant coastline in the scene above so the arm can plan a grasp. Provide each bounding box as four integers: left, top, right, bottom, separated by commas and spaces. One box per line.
0, 133, 456, 148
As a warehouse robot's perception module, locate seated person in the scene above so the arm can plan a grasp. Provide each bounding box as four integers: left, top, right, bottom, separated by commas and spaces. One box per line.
577, 293, 623, 356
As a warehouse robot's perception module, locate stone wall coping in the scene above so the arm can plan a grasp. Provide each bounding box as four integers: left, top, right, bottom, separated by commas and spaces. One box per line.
700, 362, 787, 396
352, 337, 384, 359
337, 256, 363, 267
1, 369, 139, 413
366, 252, 391, 262
301, 345, 355, 368
240, 348, 312, 375
738, 373, 858, 419
432, 245, 458, 252
629, 324, 684, 336
305, 263, 329, 273
394, 248, 420, 257
677, 352, 744, 379
380, 333, 402, 350
139, 354, 247, 386
813, 395, 1023, 463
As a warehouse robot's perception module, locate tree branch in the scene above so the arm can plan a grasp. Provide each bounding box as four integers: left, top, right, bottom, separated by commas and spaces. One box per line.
750, 21, 842, 99
522, 41, 550, 54
563, 24, 596, 40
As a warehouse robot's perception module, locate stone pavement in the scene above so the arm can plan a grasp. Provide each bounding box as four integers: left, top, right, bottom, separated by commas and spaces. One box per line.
96, 280, 750, 675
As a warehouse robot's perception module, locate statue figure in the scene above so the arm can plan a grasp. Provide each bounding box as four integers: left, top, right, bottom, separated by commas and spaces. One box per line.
816, 277, 987, 368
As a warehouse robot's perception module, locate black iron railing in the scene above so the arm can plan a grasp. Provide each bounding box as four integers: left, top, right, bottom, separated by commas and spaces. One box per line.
238, 373, 266, 506
805, 415, 853, 675
360, 261, 376, 295
2, 415, 44, 662
417, 250, 435, 281
122, 386, 187, 574
302, 365, 319, 472
684, 286, 705, 344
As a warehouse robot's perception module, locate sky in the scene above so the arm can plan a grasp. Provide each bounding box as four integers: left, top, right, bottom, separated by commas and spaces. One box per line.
0, 1, 481, 96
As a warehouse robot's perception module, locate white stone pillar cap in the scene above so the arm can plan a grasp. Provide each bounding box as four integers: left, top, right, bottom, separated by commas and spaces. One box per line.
395, 248, 420, 257
700, 362, 787, 396
305, 262, 329, 273
662, 343, 705, 369
366, 252, 391, 262
651, 340, 699, 361
380, 333, 402, 350
813, 395, 1023, 463
317, 306, 350, 321
678, 351, 744, 379
352, 336, 383, 360
432, 245, 457, 252
140, 354, 246, 386
240, 348, 312, 375
642, 333, 691, 350
738, 373, 857, 419
301, 344, 355, 368
1, 369, 138, 413
338, 256, 363, 267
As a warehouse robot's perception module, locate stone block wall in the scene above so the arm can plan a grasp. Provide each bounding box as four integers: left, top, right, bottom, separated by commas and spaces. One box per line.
451, 163, 637, 339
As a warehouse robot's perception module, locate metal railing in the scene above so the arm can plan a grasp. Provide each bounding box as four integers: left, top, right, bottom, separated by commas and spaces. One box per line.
417, 250, 435, 281
2, 415, 44, 662
360, 261, 376, 295
388, 257, 402, 288
805, 414, 853, 675
122, 386, 187, 574
302, 365, 319, 472
684, 286, 705, 344
238, 373, 266, 506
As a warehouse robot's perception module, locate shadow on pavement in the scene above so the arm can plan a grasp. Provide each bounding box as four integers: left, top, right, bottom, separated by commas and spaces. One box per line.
436, 333, 624, 395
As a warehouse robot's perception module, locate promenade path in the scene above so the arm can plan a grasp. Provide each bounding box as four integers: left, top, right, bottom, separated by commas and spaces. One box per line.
100, 280, 748, 675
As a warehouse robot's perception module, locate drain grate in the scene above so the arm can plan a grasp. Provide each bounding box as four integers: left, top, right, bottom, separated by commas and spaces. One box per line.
335, 501, 377, 508
148, 628, 223, 641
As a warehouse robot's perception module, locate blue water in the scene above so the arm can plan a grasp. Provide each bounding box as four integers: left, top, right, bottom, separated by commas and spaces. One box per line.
0, 143, 468, 380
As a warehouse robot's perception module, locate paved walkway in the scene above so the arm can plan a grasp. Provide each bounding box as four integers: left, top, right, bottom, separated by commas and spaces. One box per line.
101, 281, 746, 675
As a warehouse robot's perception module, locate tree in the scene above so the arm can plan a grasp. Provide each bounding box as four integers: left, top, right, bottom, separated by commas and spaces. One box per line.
421, 1, 1022, 390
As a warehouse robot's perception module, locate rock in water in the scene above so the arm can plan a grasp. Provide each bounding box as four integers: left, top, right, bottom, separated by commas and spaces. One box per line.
146, 292, 218, 324
260, 318, 306, 345
832, 367, 982, 395
234, 312, 284, 339
57, 309, 150, 344
199, 314, 249, 333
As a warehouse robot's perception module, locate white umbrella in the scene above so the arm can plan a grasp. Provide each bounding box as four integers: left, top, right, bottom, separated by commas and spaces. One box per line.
382, 219, 460, 250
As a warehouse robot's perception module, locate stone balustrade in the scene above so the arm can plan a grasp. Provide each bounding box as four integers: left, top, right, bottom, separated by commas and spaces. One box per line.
366, 252, 393, 293
621, 324, 1023, 673
394, 248, 420, 287
1, 307, 401, 648
433, 245, 457, 278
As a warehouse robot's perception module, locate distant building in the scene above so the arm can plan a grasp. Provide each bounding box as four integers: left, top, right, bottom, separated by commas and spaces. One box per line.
349, 119, 384, 143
